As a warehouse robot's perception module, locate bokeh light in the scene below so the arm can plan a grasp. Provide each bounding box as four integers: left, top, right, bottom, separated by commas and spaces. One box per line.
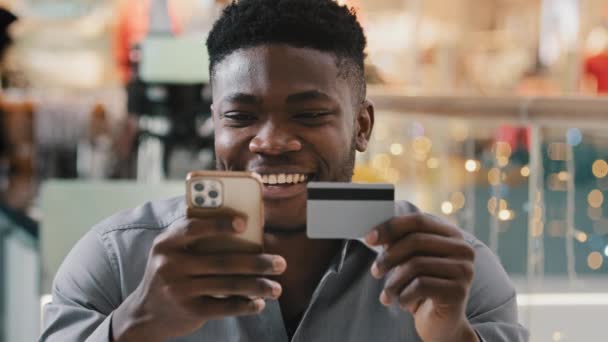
488, 197, 497, 214
592, 160, 608, 179
451, 192, 466, 210
497, 156, 510, 168
587, 252, 604, 270
426, 157, 439, 169
575, 231, 588, 243
566, 128, 582, 146
558, 171, 570, 182
441, 201, 454, 215
552, 331, 563, 342
498, 209, 515, 221
495, 141, 512, 158
587, 190, 604, 209
465, 159, 480, 172
390, 143, 403, 156
532, 222, 544, 237
488, 168, 501, 186
412, 136, 432, 154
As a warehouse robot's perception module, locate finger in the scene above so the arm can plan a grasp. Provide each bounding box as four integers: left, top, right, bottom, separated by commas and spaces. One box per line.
365, 213, 462, 246
381, 257, 474, 305
371, 234, 475, 278
396, 276, 469, 313
166, 254, 287, 277
173, 276, 282, 299
192, 296, 266, 319
154, 217, 246, 251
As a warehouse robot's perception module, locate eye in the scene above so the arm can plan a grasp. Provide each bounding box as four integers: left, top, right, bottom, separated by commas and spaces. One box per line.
223, 112, 257, 126
293, 112, 332, 122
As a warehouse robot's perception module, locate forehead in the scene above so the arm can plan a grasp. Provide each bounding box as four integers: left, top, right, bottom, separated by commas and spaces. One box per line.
211, 45, 348, 101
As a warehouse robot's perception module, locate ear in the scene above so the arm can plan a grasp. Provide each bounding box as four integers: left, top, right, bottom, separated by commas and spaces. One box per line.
210, 104, 216, 122
355, 100, 374, 152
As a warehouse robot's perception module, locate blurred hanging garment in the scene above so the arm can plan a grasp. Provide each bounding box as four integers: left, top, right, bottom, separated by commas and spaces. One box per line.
584, 52, 608, 94
115, 0, 183, 83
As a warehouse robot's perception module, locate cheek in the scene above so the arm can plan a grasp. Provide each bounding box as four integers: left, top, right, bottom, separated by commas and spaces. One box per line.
305, 126, 352, 161
215, 129, 249, 161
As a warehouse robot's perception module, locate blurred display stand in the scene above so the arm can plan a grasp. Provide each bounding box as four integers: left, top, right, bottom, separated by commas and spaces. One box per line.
39, 180, 182, 294
123, 0, 216, 183
0, 202, 39, 342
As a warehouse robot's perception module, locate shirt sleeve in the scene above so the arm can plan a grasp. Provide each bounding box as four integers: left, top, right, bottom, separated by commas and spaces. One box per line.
466, 240, 529, 341
39, 230, 122, 342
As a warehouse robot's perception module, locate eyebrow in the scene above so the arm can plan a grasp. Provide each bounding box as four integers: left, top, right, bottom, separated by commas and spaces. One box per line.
220, 90, 334, 106
222, 93, 263, 105
286, 90, 333, 103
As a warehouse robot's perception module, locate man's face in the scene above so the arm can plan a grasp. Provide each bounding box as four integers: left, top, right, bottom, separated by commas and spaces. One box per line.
212, 45, 373, 230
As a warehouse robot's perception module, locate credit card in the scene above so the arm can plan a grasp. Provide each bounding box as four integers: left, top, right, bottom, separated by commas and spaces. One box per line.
306, 182, 395, 239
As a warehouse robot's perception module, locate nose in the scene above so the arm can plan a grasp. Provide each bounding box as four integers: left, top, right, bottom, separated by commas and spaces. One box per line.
249, 121, 302, 155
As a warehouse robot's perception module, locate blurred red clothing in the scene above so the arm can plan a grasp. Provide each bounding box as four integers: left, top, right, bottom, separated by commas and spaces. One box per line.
585, 52, 608, 94
115, 0, 183, 83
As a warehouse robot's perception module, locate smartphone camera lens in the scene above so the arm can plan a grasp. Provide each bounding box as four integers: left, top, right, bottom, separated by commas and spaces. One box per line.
194, 183, 205, 192
208, 190, 219, 199
195, 196, 205, 206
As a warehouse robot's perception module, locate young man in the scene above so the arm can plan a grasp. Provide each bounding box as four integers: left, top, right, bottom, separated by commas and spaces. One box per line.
41, 1, 528, 341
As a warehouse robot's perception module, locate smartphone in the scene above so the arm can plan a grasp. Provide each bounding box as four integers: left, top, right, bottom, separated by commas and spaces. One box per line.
307, 182, 395, 240
186, 171, 264, 254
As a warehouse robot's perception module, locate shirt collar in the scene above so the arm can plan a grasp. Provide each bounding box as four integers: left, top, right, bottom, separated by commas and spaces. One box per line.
331, 239, 383, 274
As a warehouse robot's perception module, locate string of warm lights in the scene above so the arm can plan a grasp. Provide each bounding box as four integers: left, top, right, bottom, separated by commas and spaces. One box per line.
359, 114, 606, 273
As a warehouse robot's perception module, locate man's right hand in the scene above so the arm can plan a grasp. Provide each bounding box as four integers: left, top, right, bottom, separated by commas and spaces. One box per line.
111, 217, 286, 342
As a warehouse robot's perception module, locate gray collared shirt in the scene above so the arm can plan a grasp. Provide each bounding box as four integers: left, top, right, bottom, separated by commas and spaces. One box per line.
40, 197, 528, 342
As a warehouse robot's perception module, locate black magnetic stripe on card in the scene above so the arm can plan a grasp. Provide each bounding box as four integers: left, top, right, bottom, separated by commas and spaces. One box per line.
307, 188, 394, 201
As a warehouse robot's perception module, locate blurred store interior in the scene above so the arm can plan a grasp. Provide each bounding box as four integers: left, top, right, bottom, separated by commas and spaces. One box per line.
1, 0, 608, 341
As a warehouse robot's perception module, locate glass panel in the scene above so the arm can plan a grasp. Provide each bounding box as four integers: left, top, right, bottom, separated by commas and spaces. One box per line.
360, 94, 608, 341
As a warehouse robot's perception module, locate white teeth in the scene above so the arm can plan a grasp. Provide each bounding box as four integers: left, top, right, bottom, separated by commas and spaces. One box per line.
258, 173, 309, 185
268, 174, 278, 185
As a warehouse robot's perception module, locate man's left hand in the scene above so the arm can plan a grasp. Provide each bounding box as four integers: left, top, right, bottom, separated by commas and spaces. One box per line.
365, 213, 479, 342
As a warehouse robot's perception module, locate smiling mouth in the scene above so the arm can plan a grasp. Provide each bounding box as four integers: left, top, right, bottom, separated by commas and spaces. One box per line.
253, 172, 311, 186
251, 172, 315, 199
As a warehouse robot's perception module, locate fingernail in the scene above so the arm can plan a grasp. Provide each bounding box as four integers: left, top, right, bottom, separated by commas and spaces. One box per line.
371, 262, 381, 278
232, 218, 246, 233
380, 291, 391, 306
366, 230, 378, 245
272, 257, 287, 272
271, 282, 282, 297
254, 298, 266, 312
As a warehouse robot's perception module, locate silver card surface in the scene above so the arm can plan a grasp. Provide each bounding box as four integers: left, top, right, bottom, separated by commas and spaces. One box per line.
307, 182, 395, 239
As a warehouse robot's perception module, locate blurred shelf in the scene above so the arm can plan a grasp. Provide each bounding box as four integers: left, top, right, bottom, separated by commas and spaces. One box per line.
369, 90, 608, 128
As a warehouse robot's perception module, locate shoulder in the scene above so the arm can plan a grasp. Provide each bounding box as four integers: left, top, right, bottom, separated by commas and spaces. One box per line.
91, 195, 187, 237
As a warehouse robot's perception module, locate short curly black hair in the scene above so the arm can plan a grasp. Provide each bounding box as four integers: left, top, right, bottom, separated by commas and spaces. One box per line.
206, 0, 368, 102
